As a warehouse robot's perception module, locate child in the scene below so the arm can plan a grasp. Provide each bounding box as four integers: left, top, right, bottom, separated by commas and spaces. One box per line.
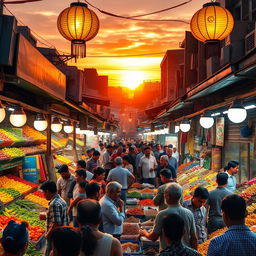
68, 181, 87, 227
90, 167, 106, 198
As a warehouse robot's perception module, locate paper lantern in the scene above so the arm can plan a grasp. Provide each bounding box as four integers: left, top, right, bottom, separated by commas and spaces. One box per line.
200, 115, 214, 129
190, 2, 234, 42
57, 2, 100, 58
63, 120, 74, 134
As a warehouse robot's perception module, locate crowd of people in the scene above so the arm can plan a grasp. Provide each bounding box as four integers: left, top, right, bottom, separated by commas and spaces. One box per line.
1, 142, 256, 256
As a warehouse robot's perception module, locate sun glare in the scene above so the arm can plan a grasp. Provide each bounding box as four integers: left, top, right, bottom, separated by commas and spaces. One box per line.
122, 70, 146, 90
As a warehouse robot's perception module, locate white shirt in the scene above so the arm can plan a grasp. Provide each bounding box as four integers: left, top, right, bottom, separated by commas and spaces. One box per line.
139, 155, 157, 178
99, 148, 106, 166
107, 166, 133, 189
173, 151, 179, 163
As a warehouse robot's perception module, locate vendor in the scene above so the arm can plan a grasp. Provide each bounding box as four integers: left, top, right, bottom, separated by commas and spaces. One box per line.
225, 161, 247, 192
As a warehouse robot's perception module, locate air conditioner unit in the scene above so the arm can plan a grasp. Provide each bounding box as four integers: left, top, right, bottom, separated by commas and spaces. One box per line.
245, 29, 255, 54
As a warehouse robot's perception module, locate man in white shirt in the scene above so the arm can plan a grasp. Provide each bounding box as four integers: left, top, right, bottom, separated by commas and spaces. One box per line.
172, 147, 179, 164
139, 146, 158, 185
99, 143, 106, 167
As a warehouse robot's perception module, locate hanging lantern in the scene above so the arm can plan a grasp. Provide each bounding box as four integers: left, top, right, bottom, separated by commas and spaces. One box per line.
34, 114, 48, 131
0, 101, 6, 123
63, 120, 74, 134
9, 106, 27, 127
180, 120, 191, 133
190, 2, 234, 43
200, 113, 215, 129
57, 2, 100, 59
175, 124, 180, 133
51, 117, 63, 133
228, 101, 247, 124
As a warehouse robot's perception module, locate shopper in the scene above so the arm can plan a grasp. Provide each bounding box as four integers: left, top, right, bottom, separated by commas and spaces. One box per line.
51, 226, 81, 256
40, 181, 68, 256
141, 183, 197, 251
154, 144, 163, 163
206, 172, 232, 235
99, 143, 106, 167
86, 182, 101, 201
172, 147, 179, 164
156, 155, 176, 187
127, 146, 137, 171
107, 157, 135, 205
77, 160, 93, 181
90, 167, 106, 197
159, 145, 168, 158
160, 214, 201, 256
86, 151, 101, 173
77, 199, 122, 256
102, 145, 114, 178
68, 169, 87, 200
100, 182, 125, 239
56, 164, 75, 205
111, 146, 126, 163
135, 145, 144, 176
69, 169, 87, 227
183, 187, 209, 244
138, 147, 158, 185
225, 161, 247, 192
1, 220, 29, 256
167, 148, 178, 177
207, 195, 256, 256
122, 155, 134, 173
68, 181, 87, 227
153, 169, 175, 210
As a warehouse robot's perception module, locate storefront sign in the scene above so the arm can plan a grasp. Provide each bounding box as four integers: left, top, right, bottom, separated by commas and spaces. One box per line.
22, 156, 39, 183
16, 34, 66, 100
212, 147, 221, 170
216, 117, 225, 146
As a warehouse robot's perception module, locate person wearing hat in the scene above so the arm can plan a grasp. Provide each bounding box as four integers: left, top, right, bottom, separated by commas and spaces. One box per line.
1, 220, 29, 256
56, 164, 75, 206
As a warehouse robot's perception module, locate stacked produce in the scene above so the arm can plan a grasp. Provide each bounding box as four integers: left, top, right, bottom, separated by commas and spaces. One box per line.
121, 242, 140, 254
127, 191, 142, 198
25, 191, 48, 208
124, 216, 140, 223
127, 207, 144, 216
139, 199, 154, 206
22, 126, 46, 142
54, 155, 72, 165
0, 147, 25, 158
0, 128, 27, 147
20, 145, 46, 155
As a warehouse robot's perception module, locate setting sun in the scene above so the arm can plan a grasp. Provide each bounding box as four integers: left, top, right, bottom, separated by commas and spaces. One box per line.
122, 70, 146, 90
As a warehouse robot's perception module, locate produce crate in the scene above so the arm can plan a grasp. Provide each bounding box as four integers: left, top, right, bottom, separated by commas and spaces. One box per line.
121, 240, 142, 255
31, 232, 46, 250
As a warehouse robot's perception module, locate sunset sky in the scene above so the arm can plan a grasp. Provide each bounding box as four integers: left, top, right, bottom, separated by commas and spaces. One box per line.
5, 0, 206, 89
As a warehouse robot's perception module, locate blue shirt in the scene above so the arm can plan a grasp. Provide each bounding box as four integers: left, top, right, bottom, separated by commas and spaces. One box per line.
207, 225, 256, 256
168, 157, 178, 173
226, 172, 237, 192
99, 195, 125, 235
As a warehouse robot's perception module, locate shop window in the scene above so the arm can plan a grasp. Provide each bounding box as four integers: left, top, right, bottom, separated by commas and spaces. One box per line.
223, 142, 249, 183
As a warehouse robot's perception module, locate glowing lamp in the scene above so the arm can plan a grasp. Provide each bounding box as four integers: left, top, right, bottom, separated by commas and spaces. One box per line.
0, 101, 6, 123
9, 106, 27, 127
51, 117, 62, 133
64, 120, 74, 134
200, 115, 214, 129
175, 125, 180, 133
34, 114, 48, 131
57, 2, 100, 58
228, 102, 247, 123
180, 120, 191, 133
190, 2, 234, 43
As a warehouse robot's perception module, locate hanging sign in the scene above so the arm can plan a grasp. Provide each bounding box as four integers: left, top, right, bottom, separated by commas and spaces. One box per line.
216, 117, 225, 146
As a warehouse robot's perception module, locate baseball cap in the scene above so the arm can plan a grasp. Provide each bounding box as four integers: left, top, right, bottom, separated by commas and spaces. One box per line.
2, 220, 29, 246
57, 164, 69, 173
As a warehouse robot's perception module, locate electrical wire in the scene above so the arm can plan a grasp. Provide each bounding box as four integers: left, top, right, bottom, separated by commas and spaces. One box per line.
4, 0, 42, 4
84, 0, 191, 23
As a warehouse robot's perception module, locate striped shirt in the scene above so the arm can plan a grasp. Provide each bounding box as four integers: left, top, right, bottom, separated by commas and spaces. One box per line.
207, 225, 256, 256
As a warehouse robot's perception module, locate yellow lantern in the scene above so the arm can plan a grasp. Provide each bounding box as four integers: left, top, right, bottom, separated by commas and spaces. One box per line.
57, 2, 99, 58
190, 2, 234, 42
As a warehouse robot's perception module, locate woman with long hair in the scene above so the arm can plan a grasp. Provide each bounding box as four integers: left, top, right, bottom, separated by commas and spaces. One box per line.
77, 199, 122, 256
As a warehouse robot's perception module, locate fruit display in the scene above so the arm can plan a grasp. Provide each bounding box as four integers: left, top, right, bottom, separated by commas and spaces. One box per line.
127, 191, 142, 198
0, 190, 14, 203
22, 126, 46, 142
139, 199, 154, 206
0, 150, 10, 160
178, 161, 194, 172
1, 147, 25, 158
246, 214, 256, 226
0, 175, 37, 195
127, 208, 144, 215
239, 192, 252, 201
20, 145, 46, 155
247, 203, 256, 214
2, 200, 45, 229
121, 242, 140, 254
54, 155, 72, 165
124, 216, 140, 223
0, 128, 27, 147
131, 183, 143, 188
0, 215, 44, 242
25, 193, 48, 208
241, 183, 256, 195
